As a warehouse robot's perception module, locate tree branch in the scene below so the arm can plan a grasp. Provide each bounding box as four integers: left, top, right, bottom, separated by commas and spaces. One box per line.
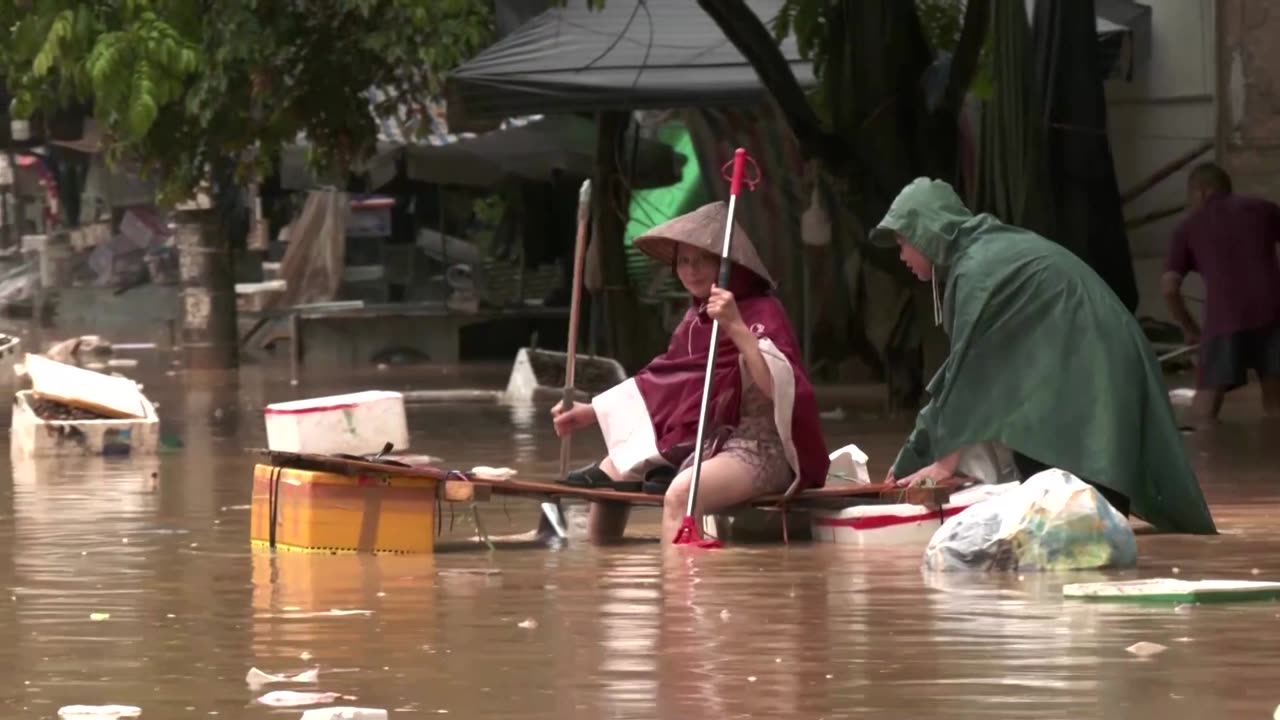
697, 0, 905, 206
694, 0, 847, 169
942, 0, 990, 113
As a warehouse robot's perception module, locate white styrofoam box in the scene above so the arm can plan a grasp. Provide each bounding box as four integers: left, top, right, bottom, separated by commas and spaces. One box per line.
826, 443, 870, 484
810, 483, 1019, 546
264, 390, 408, 456
11, 390, 160, 458
503, 347, 626, 404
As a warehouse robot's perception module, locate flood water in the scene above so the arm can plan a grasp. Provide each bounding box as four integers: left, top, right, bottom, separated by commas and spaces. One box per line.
2, 353, 1279, 719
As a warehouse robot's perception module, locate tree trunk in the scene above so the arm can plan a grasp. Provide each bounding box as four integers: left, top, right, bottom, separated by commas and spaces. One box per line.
698, 0, 990, 411
591, 111, 655, 371
175, 204, 239, 370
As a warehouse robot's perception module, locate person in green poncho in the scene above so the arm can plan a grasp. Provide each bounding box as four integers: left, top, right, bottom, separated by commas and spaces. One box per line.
867, 177, 1217, 535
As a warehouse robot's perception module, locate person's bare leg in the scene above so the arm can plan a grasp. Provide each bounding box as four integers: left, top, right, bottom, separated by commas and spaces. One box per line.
1261, 378, 1280, 417
1190, 387, 1225, 427
661, 455, 764, 544
585, 456, 631, 544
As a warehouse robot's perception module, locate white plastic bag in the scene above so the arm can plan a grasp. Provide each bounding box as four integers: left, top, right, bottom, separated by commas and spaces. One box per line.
922, 469, 1137, 572
826, 444, 870, 484
800, 181, 831, 247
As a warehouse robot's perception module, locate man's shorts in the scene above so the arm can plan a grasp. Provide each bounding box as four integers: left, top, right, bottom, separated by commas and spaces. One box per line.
1197, 323, 1280, 390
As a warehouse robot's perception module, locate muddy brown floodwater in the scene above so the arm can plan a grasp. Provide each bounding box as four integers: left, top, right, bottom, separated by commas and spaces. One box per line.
0, 358, 1277, 719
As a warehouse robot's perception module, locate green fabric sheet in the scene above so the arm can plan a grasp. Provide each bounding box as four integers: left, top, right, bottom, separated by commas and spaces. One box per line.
624, 123, 708, 281
869, 178, 1216, 535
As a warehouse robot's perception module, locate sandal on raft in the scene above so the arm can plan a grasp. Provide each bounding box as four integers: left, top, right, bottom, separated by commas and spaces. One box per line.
560, 463, 642, 492
642, 466, 677, 496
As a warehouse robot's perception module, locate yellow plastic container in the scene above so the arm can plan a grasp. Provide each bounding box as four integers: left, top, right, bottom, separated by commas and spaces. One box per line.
250, 464, 439, 554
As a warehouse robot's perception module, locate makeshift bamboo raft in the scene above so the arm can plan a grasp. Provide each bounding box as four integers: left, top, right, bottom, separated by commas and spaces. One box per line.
255, 449, 958, 506
248, 449, 964, 553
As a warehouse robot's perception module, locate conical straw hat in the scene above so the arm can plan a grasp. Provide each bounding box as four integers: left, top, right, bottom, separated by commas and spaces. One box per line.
633, 201, 776, 287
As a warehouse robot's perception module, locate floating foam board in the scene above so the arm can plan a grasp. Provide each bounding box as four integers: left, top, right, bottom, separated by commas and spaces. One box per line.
1063, 578, 1280, 604
24, 352, 148, 419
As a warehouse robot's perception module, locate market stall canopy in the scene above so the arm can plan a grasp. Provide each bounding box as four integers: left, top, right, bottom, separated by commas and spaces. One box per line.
398, 112, 681, 189
452, 0, 1153, 128
281, 91, 680, 190
445, 0, 816, 130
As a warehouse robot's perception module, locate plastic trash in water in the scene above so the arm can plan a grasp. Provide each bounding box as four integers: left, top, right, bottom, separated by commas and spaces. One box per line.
826, 444, 870, 484
301, 709, 389, 720
256, 691, 349, 707
245, 666, 320, 690
58, 706, 141, 719
922, 469, 1137, 573
1126, 641, 1168, 657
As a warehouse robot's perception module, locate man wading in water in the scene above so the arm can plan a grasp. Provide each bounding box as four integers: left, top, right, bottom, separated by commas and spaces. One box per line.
1162, 162, 1280, 426
869, 177, 1216, 535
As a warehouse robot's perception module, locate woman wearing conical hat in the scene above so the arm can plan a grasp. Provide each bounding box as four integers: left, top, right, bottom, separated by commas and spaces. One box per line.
551, 201, 831, 543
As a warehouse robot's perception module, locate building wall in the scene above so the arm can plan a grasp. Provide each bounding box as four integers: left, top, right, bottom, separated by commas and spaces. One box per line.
1219, 1, 1280, 196
1105, 0, 1217, 325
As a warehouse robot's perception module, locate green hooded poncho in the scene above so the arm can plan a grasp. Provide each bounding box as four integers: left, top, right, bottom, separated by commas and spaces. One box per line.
869, 178, 1216, 535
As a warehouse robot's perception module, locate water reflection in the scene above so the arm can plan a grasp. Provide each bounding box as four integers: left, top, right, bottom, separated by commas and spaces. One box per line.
0, 364, 1274, 717
508, 400, 539, 467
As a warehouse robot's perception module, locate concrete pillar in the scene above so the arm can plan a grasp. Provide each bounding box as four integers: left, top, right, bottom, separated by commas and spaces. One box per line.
175, 205, 239, 370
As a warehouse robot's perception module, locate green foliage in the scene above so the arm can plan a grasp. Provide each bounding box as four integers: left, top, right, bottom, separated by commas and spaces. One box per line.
2, 0, 494, 204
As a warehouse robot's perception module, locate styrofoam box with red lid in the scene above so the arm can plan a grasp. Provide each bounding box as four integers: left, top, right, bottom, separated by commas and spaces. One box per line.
264, 390, 409, 456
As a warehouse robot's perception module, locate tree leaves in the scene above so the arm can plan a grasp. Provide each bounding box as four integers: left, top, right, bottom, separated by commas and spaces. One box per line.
2, 0, 494, 204
31, 10, 74, 77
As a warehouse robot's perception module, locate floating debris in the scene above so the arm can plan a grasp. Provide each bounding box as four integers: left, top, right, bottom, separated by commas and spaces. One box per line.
245, 667, 320, 690
1126, 642, 1168, 657
58, 706, 141, 719
517, 618, 538, 629
89, 612, 110, 622
256, 690, 349, 708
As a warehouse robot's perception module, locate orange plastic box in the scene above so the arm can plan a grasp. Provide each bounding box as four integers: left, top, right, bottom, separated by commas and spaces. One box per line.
250, 464, 439, 554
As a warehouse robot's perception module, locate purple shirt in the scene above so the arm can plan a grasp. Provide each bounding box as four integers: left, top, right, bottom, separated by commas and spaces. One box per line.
1166, 193, 1280, 339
